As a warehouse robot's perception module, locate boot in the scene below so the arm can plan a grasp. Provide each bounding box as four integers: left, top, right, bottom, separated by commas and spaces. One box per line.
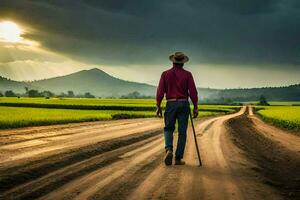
164, 150, 173, 166
175, 159, 185, 165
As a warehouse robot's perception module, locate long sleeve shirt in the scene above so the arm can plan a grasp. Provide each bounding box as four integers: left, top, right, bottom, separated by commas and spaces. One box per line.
156, 64, 198, 109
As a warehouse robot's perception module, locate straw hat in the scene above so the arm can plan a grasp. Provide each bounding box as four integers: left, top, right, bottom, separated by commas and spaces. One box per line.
169, 52, 189, 63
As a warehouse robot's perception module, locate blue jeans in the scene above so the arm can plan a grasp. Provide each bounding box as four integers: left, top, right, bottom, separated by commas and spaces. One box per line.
164, 101, 190, 159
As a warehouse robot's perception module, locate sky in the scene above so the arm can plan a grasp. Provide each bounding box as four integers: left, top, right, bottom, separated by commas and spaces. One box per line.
0, 0, 299, 88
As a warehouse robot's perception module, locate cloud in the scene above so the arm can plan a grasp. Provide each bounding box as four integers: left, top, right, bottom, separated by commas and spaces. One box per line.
0, 0, 299, 88
0, 45, 67, 63
0, 0, 299, 67
0, 59, 89, 81
187, 0, 280, 15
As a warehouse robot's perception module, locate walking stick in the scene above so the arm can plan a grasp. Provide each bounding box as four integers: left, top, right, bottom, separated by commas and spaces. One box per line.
189, 109, 202, 166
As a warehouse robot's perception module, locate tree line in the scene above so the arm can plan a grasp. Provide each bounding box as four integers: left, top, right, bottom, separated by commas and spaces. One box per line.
0, 87, 96, 98
0, 88, 154, 99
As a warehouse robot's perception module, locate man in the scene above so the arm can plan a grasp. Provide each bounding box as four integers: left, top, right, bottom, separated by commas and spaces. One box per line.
156, 52, 198, 166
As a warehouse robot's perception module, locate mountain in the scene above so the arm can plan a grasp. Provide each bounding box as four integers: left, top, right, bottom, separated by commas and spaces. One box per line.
29, 68, 156, 97
0, 76, 30, 93
0, 68, 299, 101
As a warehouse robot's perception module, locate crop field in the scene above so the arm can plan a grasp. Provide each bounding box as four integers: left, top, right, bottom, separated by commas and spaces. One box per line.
256, 106, 300, 131
243, 101, 300, 106
0, 97, 240, 112
0, 97, 158, 111
0, 97, 157, 107
0, 97, 239, 112
0, 98, 239, 129
0, 106, 156, 129
0, 107, 223, 129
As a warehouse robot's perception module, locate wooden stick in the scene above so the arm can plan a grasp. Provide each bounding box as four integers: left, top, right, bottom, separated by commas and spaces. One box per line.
189, 109, 202, 166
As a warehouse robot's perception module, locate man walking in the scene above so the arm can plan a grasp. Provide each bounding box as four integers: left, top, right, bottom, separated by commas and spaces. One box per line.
156, 52, 198, 166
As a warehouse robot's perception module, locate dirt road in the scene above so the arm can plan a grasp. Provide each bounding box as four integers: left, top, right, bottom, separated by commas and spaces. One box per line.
0, 107, 299, 200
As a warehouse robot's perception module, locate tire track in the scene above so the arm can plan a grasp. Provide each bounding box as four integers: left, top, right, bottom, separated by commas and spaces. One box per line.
41, 138, 165, 200
0, 118, 153, 138
0, 118, 164, 198
0, 119, 163, 165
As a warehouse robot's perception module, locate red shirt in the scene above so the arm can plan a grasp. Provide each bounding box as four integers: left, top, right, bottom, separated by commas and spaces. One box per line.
156, 64, 198, 109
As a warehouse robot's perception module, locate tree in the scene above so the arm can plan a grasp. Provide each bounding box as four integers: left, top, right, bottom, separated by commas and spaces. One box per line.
58, 92, 67, 97
24, 87, 29, 95
0, 92, 3, 97
121, 91, 141, 99
120, 91, 153, 99
28, 90, 42, 97
42, 90, 54, 98
5, 90, 16, 97
259, 95, 270, 106
84, 92, 95, 98
67, 90, 75, 97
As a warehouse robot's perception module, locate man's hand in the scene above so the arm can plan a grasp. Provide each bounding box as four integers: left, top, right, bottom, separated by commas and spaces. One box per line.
156, 107, 163, 118
193, 108, 198, 118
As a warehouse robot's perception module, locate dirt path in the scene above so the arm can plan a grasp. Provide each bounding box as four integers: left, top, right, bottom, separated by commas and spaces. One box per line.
227, 107, 300, 199
1, 107, 299, 200
249, 111, 300, 153
0, 118, 163, 166
128, 107, 281, 200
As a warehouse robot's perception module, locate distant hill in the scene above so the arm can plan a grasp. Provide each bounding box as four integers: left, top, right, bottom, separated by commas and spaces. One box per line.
204, 84, 300, 101
29, 68, 156, 97
0, 76, 30, 93
0, 68, 299, 101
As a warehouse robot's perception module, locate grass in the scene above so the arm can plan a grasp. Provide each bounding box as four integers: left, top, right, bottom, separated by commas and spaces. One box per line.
0, 106, 224, 129
0, 97, 158, 111
243, 101, 300, 106
197, 105, 239, 113
0, 97, 239, 113
256, 106, 300, 131
0, 106, 150, 129
0, 97, 158, 106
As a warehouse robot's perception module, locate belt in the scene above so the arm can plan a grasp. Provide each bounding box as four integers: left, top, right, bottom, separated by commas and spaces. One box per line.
167, 98, 188, 102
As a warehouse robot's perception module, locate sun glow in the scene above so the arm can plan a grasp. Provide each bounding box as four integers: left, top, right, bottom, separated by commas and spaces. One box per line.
0, 21, 23, 43
0, 20, 39, 48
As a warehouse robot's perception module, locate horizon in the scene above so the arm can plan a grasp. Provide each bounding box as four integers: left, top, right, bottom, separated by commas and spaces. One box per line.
1, 67, 299, 90
0, 1, 300, 88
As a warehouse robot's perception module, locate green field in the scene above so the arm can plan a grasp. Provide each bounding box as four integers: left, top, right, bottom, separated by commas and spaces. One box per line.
0, 97, 239, 129
0, 107, 223, 129
0, 97, 158, 111
0, 97, 157, 106
256, 106, 300, 131
0, 106, 153, 129
0, 97, 239, 112
243, 101, 300, 106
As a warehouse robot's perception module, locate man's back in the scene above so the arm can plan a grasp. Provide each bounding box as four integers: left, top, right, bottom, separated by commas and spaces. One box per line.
156, 63, 198, 109
163, 66, 193, 99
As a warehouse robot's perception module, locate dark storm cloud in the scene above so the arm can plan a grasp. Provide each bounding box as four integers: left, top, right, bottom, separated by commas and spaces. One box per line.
0, 0, 299, 67
187, 0, 279, 15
